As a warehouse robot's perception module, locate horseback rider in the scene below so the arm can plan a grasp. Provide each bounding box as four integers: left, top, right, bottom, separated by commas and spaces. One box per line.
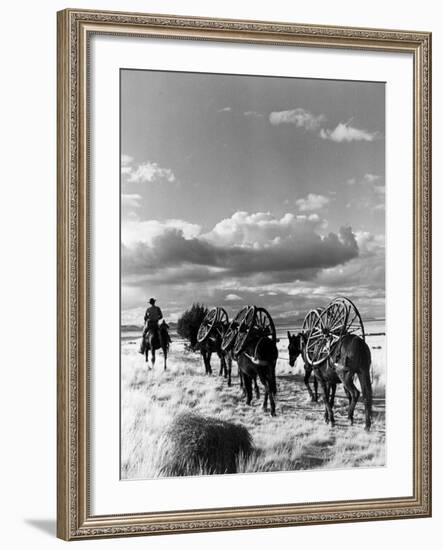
143, 298, 163, 337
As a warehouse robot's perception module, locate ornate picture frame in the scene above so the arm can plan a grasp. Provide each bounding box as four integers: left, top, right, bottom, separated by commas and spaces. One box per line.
57, 8, 431, 540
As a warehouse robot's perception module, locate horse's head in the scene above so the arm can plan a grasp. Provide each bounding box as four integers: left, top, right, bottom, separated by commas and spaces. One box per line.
287, 331, 305, 367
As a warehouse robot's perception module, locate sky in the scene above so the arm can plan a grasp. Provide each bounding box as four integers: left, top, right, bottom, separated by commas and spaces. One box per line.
120, 69, 385, 325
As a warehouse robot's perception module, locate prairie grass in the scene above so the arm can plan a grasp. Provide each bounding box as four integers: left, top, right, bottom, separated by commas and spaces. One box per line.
121, 334, 386, 479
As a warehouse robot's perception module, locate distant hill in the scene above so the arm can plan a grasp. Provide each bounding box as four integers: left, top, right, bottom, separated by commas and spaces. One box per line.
121, 324, 143, 332
121, 322, 178, 332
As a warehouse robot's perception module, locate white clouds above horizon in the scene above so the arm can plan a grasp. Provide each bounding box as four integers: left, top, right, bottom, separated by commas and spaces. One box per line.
320, 122, 378, 142
269, 108, 325, 131
225, 293, 242, 301
120, 216, 385, 325
121, 211, 359, 293
122, 218, 201, 247
121, 155, 176, 184
296, 193, 330, 212
122, 194, 142, 209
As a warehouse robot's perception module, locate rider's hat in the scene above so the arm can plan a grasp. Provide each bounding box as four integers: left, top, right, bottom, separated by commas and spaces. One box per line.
149, 297, 156, 304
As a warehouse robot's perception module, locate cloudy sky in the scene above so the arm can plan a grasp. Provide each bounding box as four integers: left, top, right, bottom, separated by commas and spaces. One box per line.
120, 69, 385, 325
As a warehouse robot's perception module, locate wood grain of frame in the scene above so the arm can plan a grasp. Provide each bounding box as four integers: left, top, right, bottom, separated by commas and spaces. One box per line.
57, 8, 432, 540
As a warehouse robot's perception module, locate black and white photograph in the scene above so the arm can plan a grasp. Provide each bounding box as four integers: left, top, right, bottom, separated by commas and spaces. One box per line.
120, 69, 386, 480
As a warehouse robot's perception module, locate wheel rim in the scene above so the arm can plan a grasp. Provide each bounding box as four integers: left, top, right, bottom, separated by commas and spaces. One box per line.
197, 307, 217, 343
302, 308, 323, 337
221, 306, 249, 351
304, 298, 365, 365
330, 297, 365, 340
254, 307, 276, 342
233, 306, 256, 355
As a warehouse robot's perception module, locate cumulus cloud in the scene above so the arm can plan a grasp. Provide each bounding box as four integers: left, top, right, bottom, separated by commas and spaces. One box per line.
121, 154, 134, 175
126, 161, 176, 184
316, 230, 385, 293
122, 194, 142, 209
363, 173, 381, 184
122, 211, 359, 288
320, 122, 378, 142
121, 154, 176, 184
269, 108, 325, 131
204, 211, 320, 248
296, 193, 330, 212
218, 107, 232, 113
121, 154, 133, 166
122, 218, 201, 247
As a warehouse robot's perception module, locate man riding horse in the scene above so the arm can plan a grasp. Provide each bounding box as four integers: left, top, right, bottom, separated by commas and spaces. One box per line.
139, 298, 170, 369
140, 298, 163, 353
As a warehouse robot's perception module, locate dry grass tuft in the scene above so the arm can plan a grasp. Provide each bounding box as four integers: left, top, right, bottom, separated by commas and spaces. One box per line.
157, 412, 253, 476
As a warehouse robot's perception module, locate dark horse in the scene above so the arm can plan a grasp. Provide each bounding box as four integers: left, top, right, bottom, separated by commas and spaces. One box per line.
199, 334, 234, 385
288, 332, 372, 430
238, 337, 278, 416
142, 322, 170, 370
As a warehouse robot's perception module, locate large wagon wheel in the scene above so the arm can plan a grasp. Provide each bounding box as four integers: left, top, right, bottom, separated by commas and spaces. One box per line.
233, 305, 257, 356
197, 307, 218, 343
254, 307, 277, 342
198, 307, 230, 343
331, 297, 365, 341
215, 307, 229, 335
221, 305, 249, 351
305, 300, 347, 366
301, 307, 323, 337
304, 297, 365, 366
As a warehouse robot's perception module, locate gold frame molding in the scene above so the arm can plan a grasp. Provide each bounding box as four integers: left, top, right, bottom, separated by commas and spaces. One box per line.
57, 8, 432, 541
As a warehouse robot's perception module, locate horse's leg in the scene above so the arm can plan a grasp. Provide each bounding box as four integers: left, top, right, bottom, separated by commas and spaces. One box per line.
163, 347, 167, 370
342, 370, 360, 426
316, 372, 335, 426
357, 369, 373, 431
239, 370, 246, 395
244, 376, 253, 405
329, 383, 337, 408
254, 376, 260, 399
263, 388, 268, 412
226, 353, 232, 386
207, 351, 212, 375
313, 373, 319, 401
304, 365, 316, 401
202, 350, 212, 375
151, 348, 156, 369
219, 353, 226, 377
266, 381, 276, 417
